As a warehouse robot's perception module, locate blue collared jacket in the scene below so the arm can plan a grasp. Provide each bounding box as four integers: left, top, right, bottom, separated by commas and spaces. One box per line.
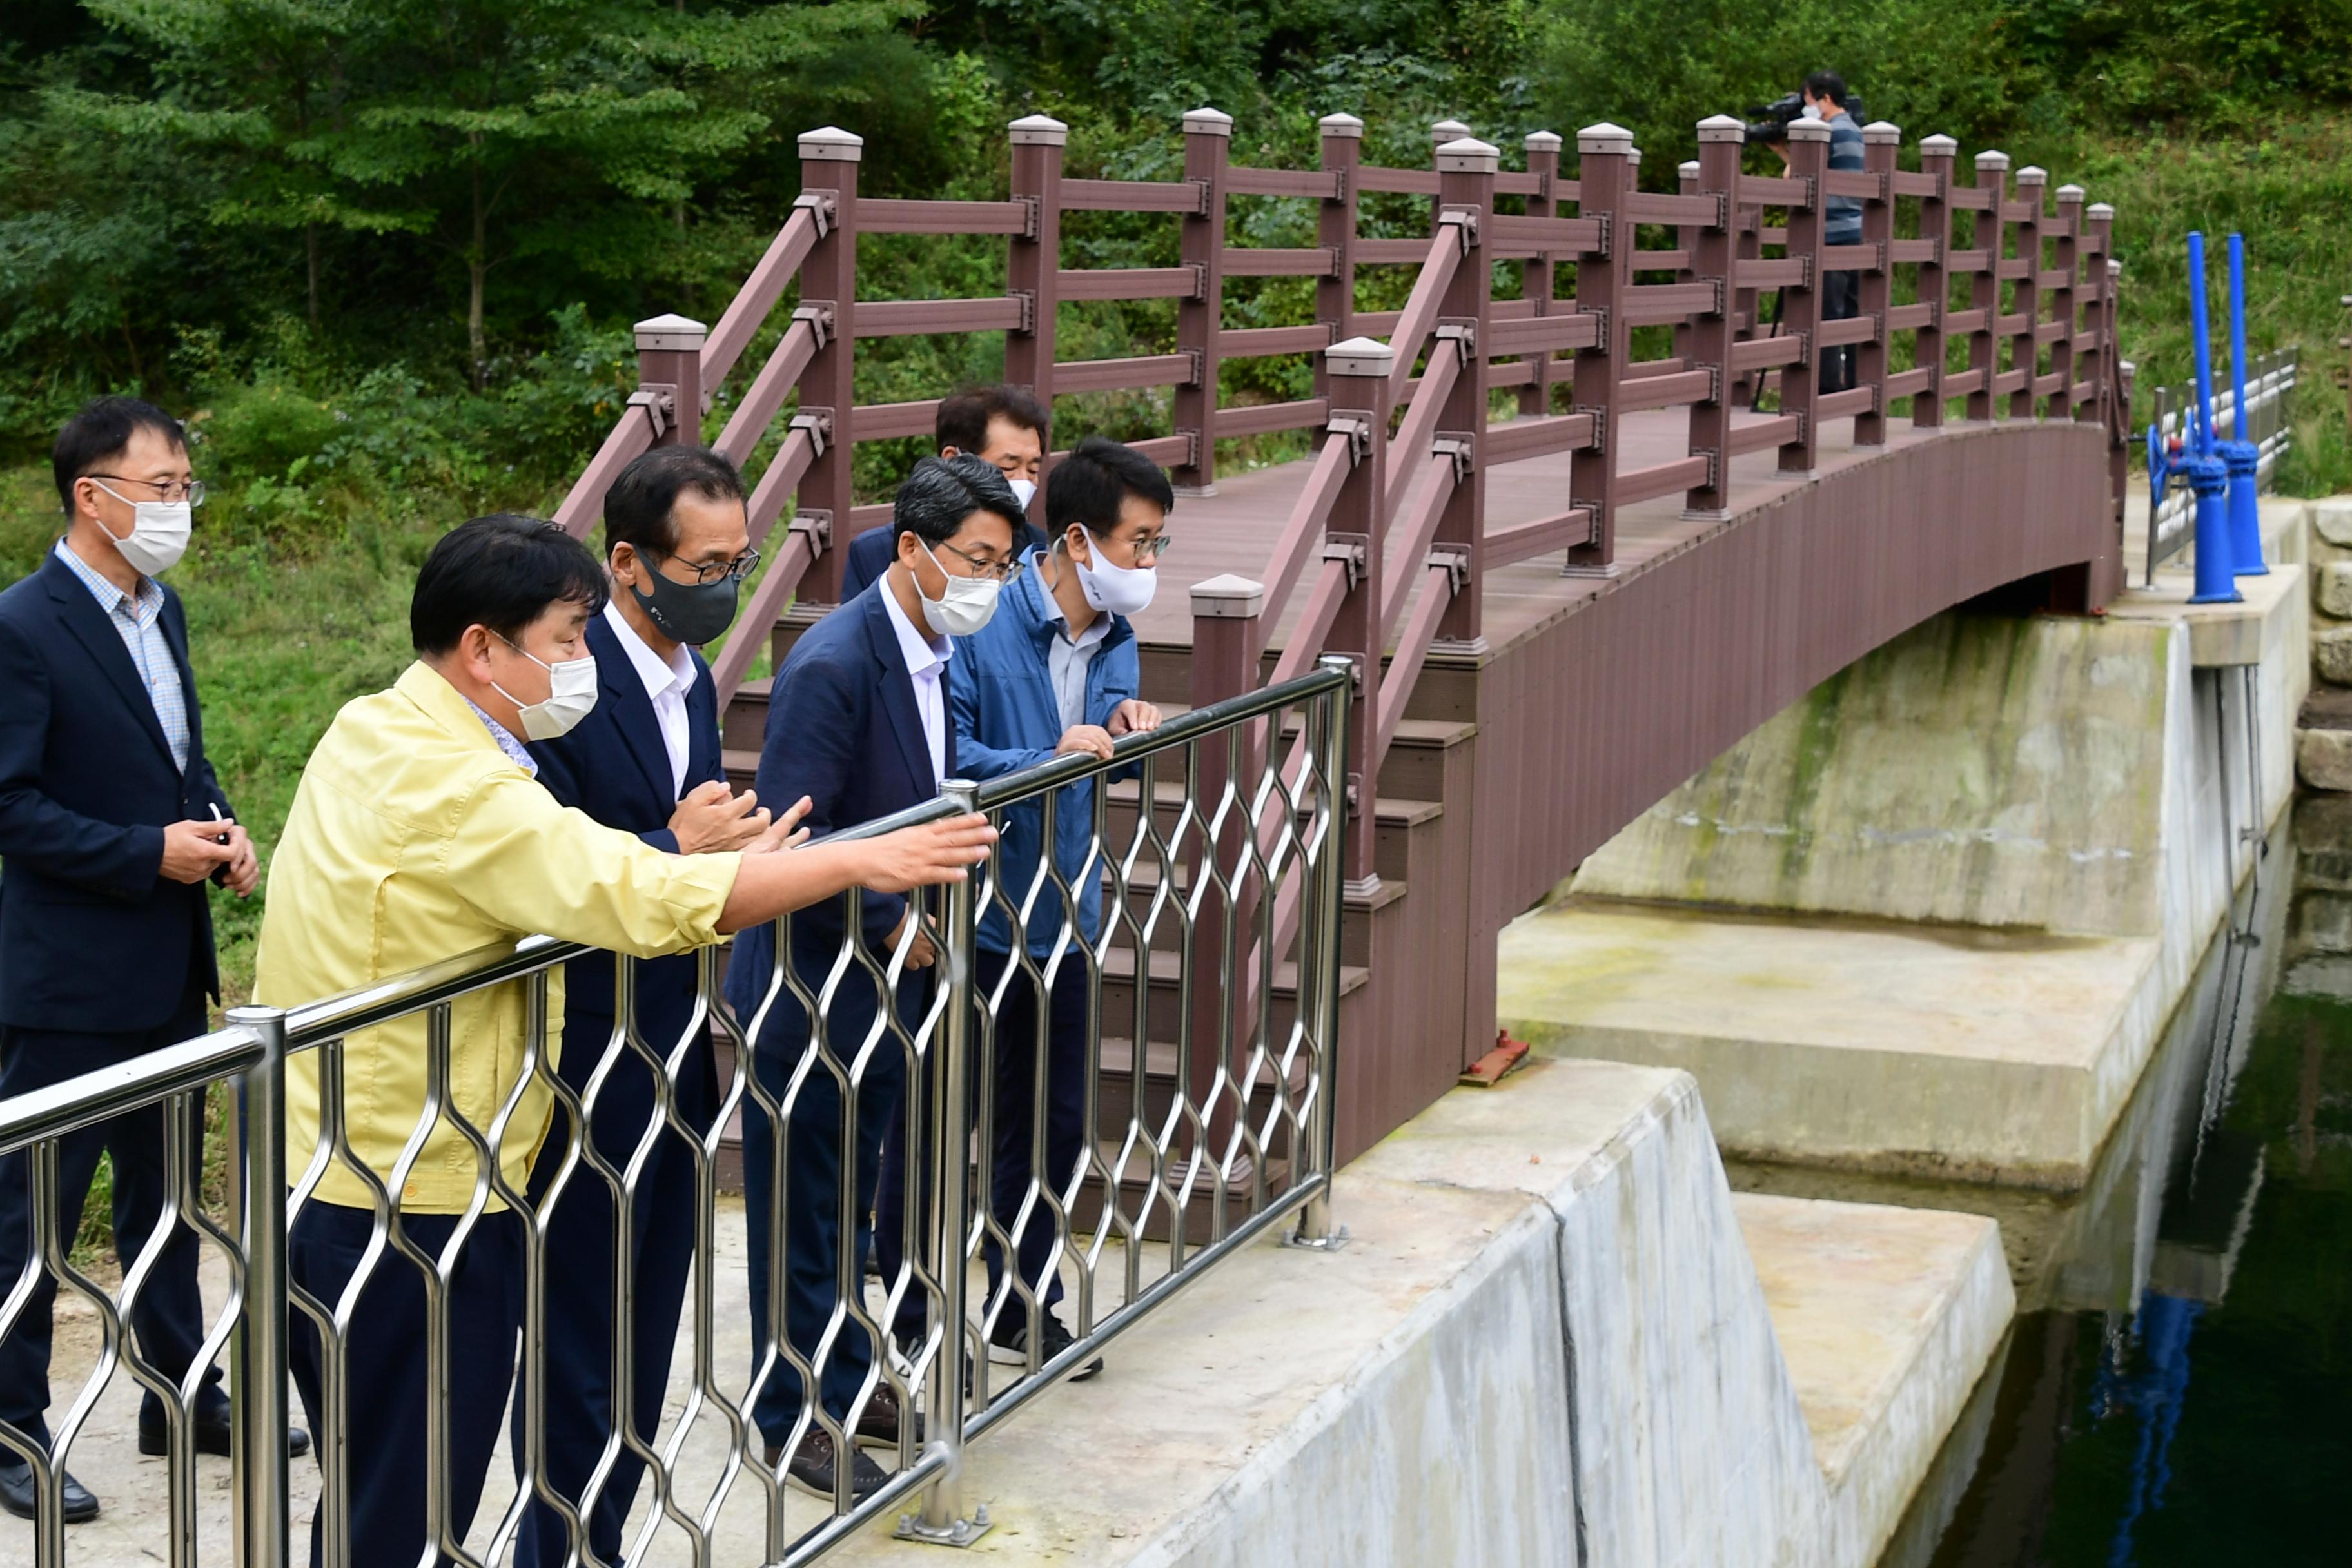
949, 551, 1139, 958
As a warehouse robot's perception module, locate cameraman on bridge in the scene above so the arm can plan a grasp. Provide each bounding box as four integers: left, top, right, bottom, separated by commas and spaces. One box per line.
1767, 70, 1866, 395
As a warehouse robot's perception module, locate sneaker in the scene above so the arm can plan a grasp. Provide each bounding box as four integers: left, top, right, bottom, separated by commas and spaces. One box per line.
767, 1428, 890, 1504
987, 1311, 1103, 1382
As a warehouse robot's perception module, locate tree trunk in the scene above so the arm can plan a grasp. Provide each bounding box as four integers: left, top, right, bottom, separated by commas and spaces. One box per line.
306, 223, 322, 333
468, 159, 487, 391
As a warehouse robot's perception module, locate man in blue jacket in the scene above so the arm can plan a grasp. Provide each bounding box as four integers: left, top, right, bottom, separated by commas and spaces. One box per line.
511, 444, 775, 1567
724, 455, 1024, 1502
932, 436, 1169, 1378
0, 397, 306, 1523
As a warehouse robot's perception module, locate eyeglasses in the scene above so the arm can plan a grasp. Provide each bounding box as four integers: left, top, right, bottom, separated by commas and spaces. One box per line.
937, 541, 1026, 583
87, 475, 206, 507
1112, 532, 1172, 564
649, 545, 761, 586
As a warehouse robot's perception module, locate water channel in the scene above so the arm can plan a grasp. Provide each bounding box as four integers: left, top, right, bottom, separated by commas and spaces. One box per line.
1729, 795, 2348, 1567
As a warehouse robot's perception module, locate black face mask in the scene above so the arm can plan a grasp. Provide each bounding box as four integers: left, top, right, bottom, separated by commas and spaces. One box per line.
631, 562, 740, 646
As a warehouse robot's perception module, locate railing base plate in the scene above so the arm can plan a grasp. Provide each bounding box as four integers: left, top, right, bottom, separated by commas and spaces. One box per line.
896, 1503, 995, 1549
1560, 561, 1623, 579
1282, 1223, 1352, 1252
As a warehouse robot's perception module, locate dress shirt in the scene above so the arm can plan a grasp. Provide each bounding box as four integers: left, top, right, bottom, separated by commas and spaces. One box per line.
462, 697, 539, 778
878, 581, 952, 783
256, 662, 741, 1213
52, 539, 188, 772
1043, 597, 1112, 733
602, 598, 696, 797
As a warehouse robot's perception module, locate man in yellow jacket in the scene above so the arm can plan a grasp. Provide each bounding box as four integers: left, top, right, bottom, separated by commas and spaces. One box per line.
254, 513, 992, 1568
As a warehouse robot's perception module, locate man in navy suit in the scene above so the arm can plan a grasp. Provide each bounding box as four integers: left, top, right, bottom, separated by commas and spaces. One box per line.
0, 397, 306, 1523
511, 446, 777, 1567
838, 386, 1048, 600
724, 455, 1023, 1501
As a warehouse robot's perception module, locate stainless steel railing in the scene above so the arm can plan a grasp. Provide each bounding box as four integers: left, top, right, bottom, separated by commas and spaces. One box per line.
0, 657, 1351, 1566
2144, 346, 2299, 584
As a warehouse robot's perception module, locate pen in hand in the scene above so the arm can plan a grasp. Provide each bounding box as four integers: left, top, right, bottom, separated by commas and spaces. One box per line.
208, 802, 232, 887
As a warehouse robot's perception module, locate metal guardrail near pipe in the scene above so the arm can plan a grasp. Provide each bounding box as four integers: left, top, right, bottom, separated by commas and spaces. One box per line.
0, 662, 1352, 1567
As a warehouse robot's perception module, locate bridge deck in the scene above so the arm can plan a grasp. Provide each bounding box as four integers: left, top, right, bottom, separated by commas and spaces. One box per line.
1130, 404, 1975, 656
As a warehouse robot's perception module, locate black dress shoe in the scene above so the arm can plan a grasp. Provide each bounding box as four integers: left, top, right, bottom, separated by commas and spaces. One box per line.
0, 1460, 99, 1524
138, 1407, 313, 1459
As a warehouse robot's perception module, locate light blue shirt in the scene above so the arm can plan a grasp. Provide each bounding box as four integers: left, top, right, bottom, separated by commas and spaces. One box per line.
53, 538, 188, 772
462, 697, 540, 778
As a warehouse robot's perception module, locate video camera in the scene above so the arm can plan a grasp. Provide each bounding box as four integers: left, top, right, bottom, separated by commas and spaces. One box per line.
1742, 88, 1863, 145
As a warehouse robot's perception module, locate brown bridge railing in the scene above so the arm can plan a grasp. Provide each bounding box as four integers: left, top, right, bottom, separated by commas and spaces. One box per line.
551, 106, 2132, 897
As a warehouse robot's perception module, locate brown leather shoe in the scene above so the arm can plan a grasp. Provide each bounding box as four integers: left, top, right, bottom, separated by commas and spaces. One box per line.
850, 1384, 925, 1449
773, 1427, 888, 1502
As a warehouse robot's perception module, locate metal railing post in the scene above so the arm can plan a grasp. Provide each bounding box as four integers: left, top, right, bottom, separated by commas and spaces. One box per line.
229, 1005, 291, 1568
1288, 656, 1355, 1250
1914, 135, 1957, 429
905, 780, 990, 1547
798, 125, 862, 602
1173, 107, 1231, 495
1776, 117, 1829, 476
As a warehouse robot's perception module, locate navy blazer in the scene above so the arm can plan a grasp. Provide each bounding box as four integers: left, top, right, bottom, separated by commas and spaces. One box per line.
526, 611, 725, 1054
0, 548, 231, 1032
721, 583, 954, 1034
840, 519, 1046, 602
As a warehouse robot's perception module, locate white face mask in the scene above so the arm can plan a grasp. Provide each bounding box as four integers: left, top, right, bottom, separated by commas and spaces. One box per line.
917, 542, 1003, 637
1072, 530, 1158, 617
90, 481, 191, 576
492, 636, 600, 741
1799, 101, 1824, 121
1007, 477, 1038, 511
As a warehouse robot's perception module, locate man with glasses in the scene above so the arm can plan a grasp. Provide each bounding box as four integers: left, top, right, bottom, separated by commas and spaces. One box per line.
506, 445, 770, 1568
0, 397, 306, 1523
724, 455, 1024, 1502
917, 436, 1170, 1380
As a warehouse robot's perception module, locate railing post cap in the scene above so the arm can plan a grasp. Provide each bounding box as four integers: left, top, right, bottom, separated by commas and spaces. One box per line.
798, 126, 864, 162
1678, 159, 1702, 178
1975, 149, 2010, 171
1326, 336, 1396, 377
1190, 574, 1266, 618
1862, 120, 1903, 145
2087, 201, 2115, 220
1430, 117, 1475, 144
634, 313, 709, 351
1319, 112, 1366, 139
1577, 122, 1634, 153
1696, 114, 1746, 143
1919, 133, 1959, 155
1182, 106, 1234, 137
1008, 113, 1068, 146
1525, 130, 1563, 152
1785, 118, 1832, 144
2055, 182, 2086, 203
1436, 135, 1500, 173
2109, 258, 2124, 278
1626, 148, 1643, 168
2015, 164, 2049, 186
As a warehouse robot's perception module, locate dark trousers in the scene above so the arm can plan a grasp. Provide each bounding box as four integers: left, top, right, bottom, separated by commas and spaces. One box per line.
511, 1015, 714, 1568
879, 950, 1088, 1340
740, 954, 912, 1449
1820, 266, 1859, 395
289, 1203, 523, 1568
0, 978, 222, 1455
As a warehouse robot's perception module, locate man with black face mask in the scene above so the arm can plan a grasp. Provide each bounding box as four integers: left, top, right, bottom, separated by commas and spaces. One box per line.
510, 443, 770, 1568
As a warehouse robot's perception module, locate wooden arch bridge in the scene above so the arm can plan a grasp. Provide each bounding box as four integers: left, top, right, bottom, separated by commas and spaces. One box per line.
552, 106, 2133, 1162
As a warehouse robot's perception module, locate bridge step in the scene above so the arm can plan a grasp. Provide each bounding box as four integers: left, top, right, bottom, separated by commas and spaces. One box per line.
1093, 1034, 1310, 1139
1102, 778, 1443, 890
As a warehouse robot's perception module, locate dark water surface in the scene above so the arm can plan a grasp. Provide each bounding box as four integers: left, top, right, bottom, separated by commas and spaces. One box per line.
1865, 798, 2352, 1566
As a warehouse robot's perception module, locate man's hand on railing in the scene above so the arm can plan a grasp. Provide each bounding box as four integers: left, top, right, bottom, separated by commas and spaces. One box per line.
1107, 700, 1163, 736
745, 795, 814, 854
1055, 724, 1117, 761
885, 908, 938, 970
714, 814, 994, 934
669, 779, 775, 854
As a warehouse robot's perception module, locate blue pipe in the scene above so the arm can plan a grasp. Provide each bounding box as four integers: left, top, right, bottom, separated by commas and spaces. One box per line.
2184, 232, 2241, 603
2222, 232, 2268, 574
